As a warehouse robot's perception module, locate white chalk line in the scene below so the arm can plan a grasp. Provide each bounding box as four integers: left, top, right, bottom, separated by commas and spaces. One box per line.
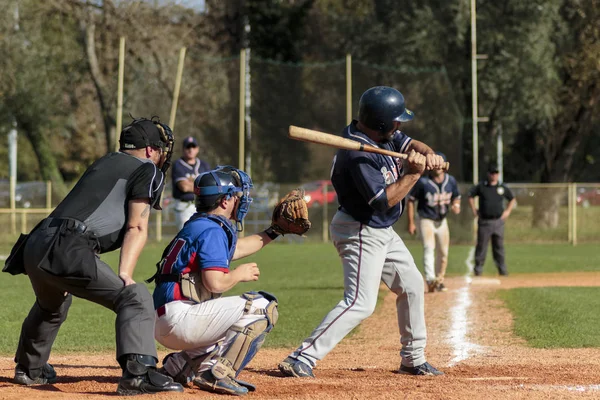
446, 247, 484, 367
511, 384, 600, 392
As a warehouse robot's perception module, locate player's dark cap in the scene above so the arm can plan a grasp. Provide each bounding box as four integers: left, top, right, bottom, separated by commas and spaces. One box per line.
182, 136, 198, 149
487, 163, 499, 173
358, 86, 414, 133
119, 118, 166, 151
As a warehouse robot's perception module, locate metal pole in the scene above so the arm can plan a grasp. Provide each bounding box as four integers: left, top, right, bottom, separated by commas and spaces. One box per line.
497, 123, 503, 182
115, 36, 125, 152
346, 54, 352, 123
238, 49, 246, 170
470, 0, 479, 185
9, 119, 17, 234
244, 24, 252, 176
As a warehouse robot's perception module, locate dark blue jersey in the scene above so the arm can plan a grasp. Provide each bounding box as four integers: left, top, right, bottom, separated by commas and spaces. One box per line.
408, 174, 461, 221
331, 120, 412, 228
171, 157, 211, 202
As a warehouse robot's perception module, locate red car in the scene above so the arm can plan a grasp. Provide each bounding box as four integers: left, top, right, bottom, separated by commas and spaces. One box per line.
302, 180, 337, 207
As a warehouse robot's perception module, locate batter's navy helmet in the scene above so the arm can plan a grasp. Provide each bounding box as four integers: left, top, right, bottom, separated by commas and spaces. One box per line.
358, 86, 414, 133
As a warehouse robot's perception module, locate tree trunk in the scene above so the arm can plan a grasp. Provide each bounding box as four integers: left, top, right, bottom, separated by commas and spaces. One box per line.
16, 116, 69, 197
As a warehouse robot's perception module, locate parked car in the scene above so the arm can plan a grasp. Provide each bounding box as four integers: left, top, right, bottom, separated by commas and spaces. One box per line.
301, 180, 337, 207
577, 188, 600, 207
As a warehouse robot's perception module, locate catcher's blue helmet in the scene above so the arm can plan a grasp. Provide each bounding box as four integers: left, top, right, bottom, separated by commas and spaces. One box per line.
194, 166, 253, 231
358, 86, 414, 133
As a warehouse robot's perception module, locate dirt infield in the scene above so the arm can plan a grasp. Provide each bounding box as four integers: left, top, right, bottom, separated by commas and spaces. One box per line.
2, 272, 600, 399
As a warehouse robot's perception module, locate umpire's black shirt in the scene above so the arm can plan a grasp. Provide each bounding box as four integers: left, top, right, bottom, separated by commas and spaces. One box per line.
50, 152, 164, 253
468, 181, 514, 220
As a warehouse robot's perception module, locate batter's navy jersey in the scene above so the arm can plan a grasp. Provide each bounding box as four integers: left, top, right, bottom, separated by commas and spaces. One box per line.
152, 215, 237, 309
172, 157, 211, 202
331, 120, 412, 228
408, 174, 461, 221
50, 152, 164, 253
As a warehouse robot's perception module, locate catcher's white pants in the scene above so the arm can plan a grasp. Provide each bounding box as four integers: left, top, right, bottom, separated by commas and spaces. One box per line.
154, 296, 269, 377
174, 200, 196, 230
419, 218, 450, 283
289, 210, 427, 368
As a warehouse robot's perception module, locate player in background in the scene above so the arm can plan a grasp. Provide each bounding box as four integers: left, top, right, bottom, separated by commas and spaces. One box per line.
407, 152, 461, 292
172, 136, 211, 230
150, 166, 297, 396
279, 86, 445, 378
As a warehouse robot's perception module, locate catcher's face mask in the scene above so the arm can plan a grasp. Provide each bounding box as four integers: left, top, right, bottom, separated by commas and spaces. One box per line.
152, 119, 175, 174
194, 166, 253, 231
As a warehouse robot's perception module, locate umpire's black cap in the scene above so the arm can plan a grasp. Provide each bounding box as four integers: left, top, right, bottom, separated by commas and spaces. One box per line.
487, 163, 500, 173
119, 119, 165, 150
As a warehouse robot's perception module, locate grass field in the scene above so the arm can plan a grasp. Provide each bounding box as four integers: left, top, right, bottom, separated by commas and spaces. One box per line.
498, 287, 600, 348
1, 240, 600, 355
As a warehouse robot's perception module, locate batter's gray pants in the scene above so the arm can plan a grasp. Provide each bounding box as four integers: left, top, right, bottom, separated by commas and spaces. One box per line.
290, 210, 427, 368
15, 225, 158, 372
474, 218, 507, 275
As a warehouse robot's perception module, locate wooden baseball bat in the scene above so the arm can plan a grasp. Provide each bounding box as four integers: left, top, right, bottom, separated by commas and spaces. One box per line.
288, 125, 450, 171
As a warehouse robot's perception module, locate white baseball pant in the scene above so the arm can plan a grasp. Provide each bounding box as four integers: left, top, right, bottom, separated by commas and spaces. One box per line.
289, 210, 427, 368
155, 296, 270, 377
418, 218, 449, 283
174, 200, 196, 230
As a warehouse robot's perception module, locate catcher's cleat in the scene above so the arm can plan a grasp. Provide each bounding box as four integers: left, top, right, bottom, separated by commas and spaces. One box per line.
436, 282, 448, 292
158, 352, 192, 386
193, 370, 248, 396
278, 357, 315, 378
14, 363, 57, 385
233, 378, 256, 392
399, 362, 444, 376
427, 280, 438, 293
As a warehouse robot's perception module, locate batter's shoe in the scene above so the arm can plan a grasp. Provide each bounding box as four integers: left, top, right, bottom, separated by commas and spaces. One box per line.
193, 370, 249, 396
399, 362, 444, 376
436, 282, 448, 292
116, 354, 184, 395
14, 363, 57, 385
279, 357, 315, 378
427, 280, 438, 293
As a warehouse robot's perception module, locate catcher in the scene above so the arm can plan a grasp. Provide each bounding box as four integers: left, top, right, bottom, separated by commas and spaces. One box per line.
149, 165, 310, 396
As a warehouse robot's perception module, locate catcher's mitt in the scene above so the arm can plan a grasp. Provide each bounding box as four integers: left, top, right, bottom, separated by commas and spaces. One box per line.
271, 189, 311, 235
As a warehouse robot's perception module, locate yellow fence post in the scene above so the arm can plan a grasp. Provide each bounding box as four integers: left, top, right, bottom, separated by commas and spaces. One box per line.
322, 184, 329, 243
567, 183, 573, 244
572, 183, 577, 246
20, 210, 26, 233
46, 180, 52, 209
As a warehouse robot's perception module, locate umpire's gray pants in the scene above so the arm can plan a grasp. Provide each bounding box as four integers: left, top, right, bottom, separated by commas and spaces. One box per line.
290, 210, 427, 368
474, 218, 507, 275
15, 226, 158, 371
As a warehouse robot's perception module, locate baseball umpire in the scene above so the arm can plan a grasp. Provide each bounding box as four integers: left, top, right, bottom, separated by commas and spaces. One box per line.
407, 152, 461, 292
3, 117, 184, 395
279, 86, 445, 378
468, 163, 516, 276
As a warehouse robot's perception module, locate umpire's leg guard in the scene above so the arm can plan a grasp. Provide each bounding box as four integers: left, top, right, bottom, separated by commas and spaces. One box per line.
211, 291, 278, 380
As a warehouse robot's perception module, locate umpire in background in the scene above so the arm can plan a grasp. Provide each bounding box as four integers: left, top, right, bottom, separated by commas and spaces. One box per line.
5, 118, 183, 395
468, 163, 516, 276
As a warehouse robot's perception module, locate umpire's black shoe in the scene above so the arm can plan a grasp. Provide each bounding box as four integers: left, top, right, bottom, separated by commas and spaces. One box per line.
117, 354, 184, 395
14, 363, 57, 385
399, 362, 444, 376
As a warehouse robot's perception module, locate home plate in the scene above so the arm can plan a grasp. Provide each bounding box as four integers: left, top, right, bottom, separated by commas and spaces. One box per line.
467, 277, 501, 285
